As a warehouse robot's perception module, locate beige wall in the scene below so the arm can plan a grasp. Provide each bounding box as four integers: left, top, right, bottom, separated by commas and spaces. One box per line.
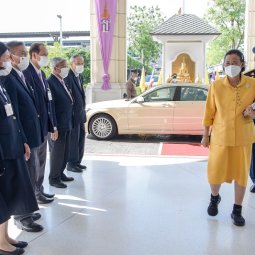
244, 0, 255, 71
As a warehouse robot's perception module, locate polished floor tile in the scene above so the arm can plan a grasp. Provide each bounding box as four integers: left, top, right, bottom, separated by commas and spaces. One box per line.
8, 155, 255, 255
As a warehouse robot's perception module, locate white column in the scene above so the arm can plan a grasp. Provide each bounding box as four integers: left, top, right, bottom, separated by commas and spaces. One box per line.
162, 42, 166, 84
202, 42, 206, 83
244, 0, 255, 71
87, 0, 127, 104
182, 0, 185, 14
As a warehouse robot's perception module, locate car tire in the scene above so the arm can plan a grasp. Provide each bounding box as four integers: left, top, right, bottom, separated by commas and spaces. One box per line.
89, 114, 117, 140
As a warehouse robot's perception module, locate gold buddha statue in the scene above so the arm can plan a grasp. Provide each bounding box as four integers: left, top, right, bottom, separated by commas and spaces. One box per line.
177, 57, 191, 83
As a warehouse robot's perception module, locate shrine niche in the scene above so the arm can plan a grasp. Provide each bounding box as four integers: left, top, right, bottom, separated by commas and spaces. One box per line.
171, 53, 195, 83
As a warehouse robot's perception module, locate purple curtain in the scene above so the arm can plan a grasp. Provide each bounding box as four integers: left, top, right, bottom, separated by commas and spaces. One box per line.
95, 0, 118, 90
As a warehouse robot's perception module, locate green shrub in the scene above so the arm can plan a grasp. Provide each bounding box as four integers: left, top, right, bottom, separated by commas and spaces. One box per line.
128, 55, 153, 74
41, 42, 91, 85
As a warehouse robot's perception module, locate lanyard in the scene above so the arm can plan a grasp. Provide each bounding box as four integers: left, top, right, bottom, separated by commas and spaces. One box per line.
0, 86, 9, 104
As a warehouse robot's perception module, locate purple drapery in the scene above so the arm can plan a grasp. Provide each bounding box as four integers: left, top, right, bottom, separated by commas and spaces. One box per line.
95, 0, 118, 90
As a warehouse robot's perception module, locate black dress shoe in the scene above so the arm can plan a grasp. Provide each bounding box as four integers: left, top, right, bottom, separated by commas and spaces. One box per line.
61, 173, 74, 182
231, 208, 245, 227
41, 192, 55, 198
50, 182, 67, 188
31, 213, 41, 221
14, 221, 43, 232
207, 194, 221, 216
67, 165, 83, 173
77, 163, 87, 170
0, 248, 24, 255
250, 184, 255, 193
36, 194, 54, 204
10, 241, 28, 249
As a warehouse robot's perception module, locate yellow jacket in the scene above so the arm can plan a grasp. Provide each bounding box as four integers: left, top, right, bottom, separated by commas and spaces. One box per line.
203, 75, 255, 146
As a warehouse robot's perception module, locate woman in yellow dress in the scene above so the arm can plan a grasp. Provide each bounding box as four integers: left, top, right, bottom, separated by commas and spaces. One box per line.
202, 49, 255, 227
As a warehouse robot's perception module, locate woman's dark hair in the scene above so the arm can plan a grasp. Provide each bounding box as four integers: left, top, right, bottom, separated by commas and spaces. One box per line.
223, 49, 246, 72
0, 42, 8, 70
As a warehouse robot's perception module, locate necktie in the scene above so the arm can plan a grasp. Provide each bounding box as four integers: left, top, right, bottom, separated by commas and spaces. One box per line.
21, 73, 27, 86
20, 73, 30, 92
38, 71, 46, 91
77, 76, 82, 89
60, 80, 73, 102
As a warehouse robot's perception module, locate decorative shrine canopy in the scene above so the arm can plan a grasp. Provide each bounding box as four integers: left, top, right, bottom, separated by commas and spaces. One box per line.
150, 14, 221, 36
149, 13, 221, 84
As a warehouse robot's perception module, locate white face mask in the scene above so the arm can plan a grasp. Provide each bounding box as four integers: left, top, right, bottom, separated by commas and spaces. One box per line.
58, 67, 69, 79
225, 65, 241, 78
12, 54, 29, 71
134, 77, 138, 81
37, 55, 49, 67
172, 78, 177, 83
0, 61, 12, 76
75, 65, 84, 74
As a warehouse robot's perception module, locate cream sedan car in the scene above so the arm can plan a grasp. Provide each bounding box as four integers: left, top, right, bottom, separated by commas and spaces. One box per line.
85, 83, 210, 140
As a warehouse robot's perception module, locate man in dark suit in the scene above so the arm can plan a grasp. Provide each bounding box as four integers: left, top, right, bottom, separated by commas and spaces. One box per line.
64, 54, 87, 173
0, 41, 44, 232
47, 57, 74, 188
23, 43, 56, 204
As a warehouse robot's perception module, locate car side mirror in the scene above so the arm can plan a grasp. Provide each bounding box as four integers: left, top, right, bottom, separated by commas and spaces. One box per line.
136, 96, 145, 103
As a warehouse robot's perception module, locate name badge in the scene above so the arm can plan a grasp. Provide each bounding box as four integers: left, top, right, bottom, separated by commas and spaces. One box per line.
4, 104, 13, 116
48, 91, 52, 101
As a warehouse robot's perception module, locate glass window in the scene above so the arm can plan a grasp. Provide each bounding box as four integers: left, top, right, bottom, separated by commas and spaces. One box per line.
144, 87, 176, 102
180, 87, 208, 101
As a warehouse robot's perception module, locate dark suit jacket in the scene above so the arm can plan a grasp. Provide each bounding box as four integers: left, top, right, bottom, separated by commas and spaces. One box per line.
47, 74, 74, 132
23, 63, 55, 136
64, 69, 86, 125
0, 86, 24, 160
0, 69, 44, 149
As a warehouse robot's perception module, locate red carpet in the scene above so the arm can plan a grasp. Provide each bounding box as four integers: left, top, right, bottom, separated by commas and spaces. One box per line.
161, 143, 209, 156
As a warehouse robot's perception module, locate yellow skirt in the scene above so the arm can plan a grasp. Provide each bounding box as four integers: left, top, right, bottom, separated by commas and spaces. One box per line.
207, 143, 252, 187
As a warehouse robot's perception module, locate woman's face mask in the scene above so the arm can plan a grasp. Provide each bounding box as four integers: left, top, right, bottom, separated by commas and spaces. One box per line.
0, 61, 12, 76
224, 65, 242, 78
224, 54, 244, 78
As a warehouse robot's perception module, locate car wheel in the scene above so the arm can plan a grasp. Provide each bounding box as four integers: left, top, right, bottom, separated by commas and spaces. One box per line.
89, 114, 117, 140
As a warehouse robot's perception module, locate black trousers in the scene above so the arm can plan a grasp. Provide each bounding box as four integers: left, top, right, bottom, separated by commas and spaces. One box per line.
35, 136, 47, 196
250, 121, 255, 184
250, 142, 255, 184
3, 156, 39, 225
67, 123, 85, 167
48, 130, 71, 184
14, 147, 38, 223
